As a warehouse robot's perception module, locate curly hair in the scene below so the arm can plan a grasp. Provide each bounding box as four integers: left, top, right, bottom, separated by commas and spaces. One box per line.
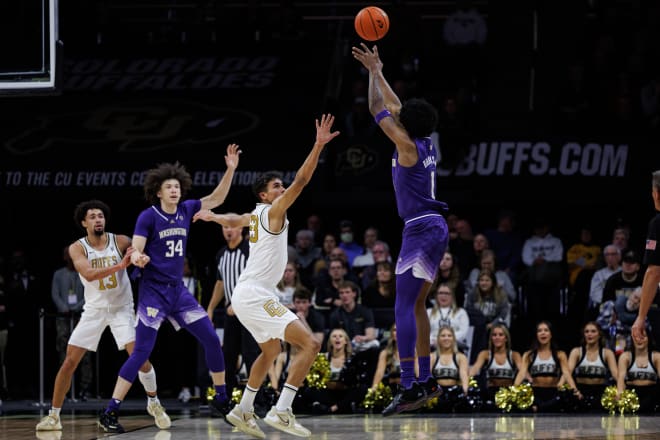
143, 162, 192, 205
73, 199, 110, 230
398, 98, 438, 139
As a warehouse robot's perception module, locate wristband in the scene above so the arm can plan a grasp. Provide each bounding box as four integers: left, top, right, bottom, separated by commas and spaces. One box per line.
374, 109, 392, 124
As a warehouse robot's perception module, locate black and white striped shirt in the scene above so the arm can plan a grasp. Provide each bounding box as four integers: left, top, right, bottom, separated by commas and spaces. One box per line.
215, 239, 249, 306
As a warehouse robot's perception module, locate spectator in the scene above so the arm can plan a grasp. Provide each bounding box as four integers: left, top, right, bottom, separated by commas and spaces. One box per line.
427, 283, 470, 352
464, 269, 511, 329
338, 220, 364, 268
465, 249, 516, 304
521, 217, 564, 328
361, 261, 396, 309
611, 227, 630, 252
290, 229, 322, 291
312, 233, 339, 277
276, 262, 304, 310
484, 209, 523, 287
429, 251, 466, 307
328, 281, 380, 354
449, 218, 476, 281
587, 245, 622, 315
292, 288, 325, 345
597, 287, 643, 355
602, 249, 642, 303
358, 240, 392, 290
313, 257, 349, 319
566, 225, 601, 289
306, 214, 323, 247
353, 226, 380, 270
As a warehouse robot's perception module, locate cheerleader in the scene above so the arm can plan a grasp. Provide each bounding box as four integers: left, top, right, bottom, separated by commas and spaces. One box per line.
564, 321, 617, 412
430, 325, 470, 412
616, 332, 660, 413
514, 321, 581, 412
469, 323, 522, 407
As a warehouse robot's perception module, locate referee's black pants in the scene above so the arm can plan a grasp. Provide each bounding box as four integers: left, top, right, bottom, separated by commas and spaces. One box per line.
223, 313, 260, 395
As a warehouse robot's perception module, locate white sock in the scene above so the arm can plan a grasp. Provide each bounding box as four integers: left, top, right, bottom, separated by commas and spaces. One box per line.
148, 395, 159, 404
239, 385, 259, 414
276, 384, 298, 412
138, 367, 158, 394
50, 407, 61, 417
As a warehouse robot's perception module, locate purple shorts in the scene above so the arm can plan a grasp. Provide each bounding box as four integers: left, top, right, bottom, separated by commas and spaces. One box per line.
137, 279, 207, 330
396, 214, 448, 281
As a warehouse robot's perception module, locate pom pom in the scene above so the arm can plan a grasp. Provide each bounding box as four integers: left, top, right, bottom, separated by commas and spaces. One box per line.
495, 383, 534, 412
206, 386, 215, 402
600, 386, 619, 415
618, 389, 640, 414
362, 382, 393, 410
512, 383, 534, 410
306, 353, 331, 389
231, 387, 243, 404
495, 386, 514, 412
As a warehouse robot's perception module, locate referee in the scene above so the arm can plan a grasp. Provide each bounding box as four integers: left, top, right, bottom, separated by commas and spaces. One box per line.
206, 221, 260, 397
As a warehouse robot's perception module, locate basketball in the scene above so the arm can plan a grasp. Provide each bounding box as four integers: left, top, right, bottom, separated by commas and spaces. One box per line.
354, 6, 390, 41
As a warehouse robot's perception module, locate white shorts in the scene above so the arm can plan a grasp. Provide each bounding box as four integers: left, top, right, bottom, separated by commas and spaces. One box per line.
231, 282, 298, 344
68, 304, 137, 352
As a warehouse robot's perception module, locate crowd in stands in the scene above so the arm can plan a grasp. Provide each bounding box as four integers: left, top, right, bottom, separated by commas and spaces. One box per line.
195, 209, 656, 415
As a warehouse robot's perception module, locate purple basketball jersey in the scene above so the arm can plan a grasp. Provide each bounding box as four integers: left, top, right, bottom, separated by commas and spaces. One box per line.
134, 199, 201, 283
391, 137, 448, 220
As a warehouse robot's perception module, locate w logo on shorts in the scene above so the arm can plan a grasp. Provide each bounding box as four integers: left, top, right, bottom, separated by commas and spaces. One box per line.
147, 307, 159, 318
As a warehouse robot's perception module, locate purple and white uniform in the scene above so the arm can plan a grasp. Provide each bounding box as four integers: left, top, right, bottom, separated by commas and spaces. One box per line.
134, 199, 207, 330
393, 137, 449, 281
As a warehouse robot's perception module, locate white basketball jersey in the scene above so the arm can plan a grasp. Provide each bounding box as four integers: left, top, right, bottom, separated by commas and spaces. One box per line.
238, 203, 289, 287
76, 232, 134, 309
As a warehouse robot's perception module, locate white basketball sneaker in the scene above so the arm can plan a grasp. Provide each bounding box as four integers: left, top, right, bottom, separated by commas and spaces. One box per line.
226, 406, 265, 439
36, 413, 62, 431
147, 399, 172, 429
264, 406, 311, 438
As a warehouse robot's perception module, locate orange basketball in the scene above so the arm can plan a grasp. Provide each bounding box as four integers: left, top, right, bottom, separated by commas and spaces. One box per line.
354, 6, 390, 41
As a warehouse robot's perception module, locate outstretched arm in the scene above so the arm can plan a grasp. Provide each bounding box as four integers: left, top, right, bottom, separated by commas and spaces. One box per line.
351, 43, 401, 112
352, 43, 417, 166
193, 210, 251, 228
200, 144, 241, 210
268, 114, 340, 230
